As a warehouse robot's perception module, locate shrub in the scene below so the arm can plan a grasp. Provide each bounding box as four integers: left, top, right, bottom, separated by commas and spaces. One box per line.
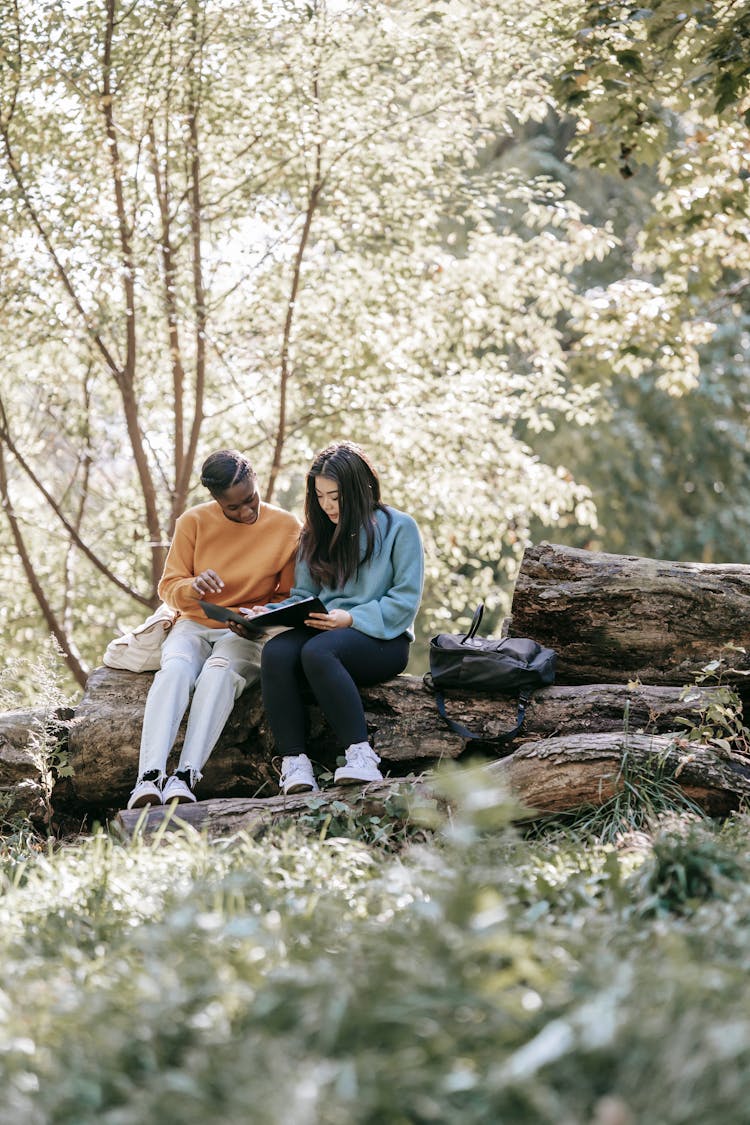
1, 777, 750, 1122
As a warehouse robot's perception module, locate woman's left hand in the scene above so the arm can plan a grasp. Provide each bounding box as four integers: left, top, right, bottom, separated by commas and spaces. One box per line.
305, 609, 352, 630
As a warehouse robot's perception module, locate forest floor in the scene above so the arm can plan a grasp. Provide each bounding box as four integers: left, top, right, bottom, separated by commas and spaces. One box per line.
1, 765, 749, 1123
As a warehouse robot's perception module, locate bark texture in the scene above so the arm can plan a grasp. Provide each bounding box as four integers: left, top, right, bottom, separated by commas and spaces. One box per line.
114, 776, 429, 838
0, 707, 67, 819
115, 731, 750, 839
509, 542, 750, 686
4, 542, 750, 826
59, 667, 722, 814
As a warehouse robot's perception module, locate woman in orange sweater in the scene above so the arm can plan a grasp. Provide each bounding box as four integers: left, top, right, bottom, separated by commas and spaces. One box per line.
126, 450, 301, 809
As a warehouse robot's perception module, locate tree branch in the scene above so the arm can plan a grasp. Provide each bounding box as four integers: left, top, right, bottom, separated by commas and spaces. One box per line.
0, 397, 152, 607
172, 0, 207, 531
149, 114, 187, 491
0, 136, 123, 381
265, 56, 324, 501
0, 440, 88, 687
103, 0, 164, 588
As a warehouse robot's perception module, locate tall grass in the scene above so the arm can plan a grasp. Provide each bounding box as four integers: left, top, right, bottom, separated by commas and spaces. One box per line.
1, 770, 750, 1123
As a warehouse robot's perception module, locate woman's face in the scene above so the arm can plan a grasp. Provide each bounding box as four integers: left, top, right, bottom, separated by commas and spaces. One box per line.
314, 475, 339, 524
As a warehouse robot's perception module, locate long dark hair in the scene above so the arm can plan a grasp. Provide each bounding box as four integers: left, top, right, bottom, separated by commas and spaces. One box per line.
200, 450, 254, 496
300, 441, 389, 588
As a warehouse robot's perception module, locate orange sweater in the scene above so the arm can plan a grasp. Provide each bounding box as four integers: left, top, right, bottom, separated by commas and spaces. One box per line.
158, 500, 301, 627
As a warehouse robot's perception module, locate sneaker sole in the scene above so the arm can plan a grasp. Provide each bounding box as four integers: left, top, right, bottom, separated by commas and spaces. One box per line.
284, 783, 318, 794
334, 772, 383, 785
127, 794, 161, 809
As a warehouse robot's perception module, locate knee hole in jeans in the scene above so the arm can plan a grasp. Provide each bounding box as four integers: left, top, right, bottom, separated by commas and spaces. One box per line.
205, 655, 231, 670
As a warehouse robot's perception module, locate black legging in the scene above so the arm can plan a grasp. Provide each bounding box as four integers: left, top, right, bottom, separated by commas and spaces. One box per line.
261, 627, 410, 755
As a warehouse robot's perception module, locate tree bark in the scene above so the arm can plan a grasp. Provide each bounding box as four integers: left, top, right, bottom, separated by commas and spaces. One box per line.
6, 542, 750, 825
114, 730, 750, 839
114, 777, 423, 838
55, 666, 723, 815
509, 542, 750, 686
494, 730, 750, 819
0, 707, 66, 819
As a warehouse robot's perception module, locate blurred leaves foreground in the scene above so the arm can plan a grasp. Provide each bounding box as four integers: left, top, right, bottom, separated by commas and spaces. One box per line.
2, 769, 750, 1125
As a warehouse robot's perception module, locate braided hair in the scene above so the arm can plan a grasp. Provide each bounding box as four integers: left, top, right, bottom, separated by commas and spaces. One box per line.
199, 450, 254, 496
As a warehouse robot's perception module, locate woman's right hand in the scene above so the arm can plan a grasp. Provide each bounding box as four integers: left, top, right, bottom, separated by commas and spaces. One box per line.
191, 569, 224, 595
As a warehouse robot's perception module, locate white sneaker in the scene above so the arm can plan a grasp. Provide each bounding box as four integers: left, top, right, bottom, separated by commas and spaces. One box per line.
279, 754, 319, 795
162, 772, 197, 805
126, 775, 162, 810
334, 743, 383, 785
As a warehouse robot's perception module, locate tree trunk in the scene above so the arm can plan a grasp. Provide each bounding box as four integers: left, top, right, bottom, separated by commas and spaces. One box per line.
54, 666, 723, 815
114, 730, 750, 839
494, 730, 750, 819
0, 707, 70, 820
6, 542, 750, 827
509, 542, 750, 686
114, 777, 425, 838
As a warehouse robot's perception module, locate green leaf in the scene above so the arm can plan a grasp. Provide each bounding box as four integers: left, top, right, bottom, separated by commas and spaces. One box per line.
615, 49, 645, 73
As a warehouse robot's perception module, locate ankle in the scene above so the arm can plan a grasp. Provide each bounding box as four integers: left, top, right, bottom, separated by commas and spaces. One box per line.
175, 766, 201, 788
139, 769, 163, 785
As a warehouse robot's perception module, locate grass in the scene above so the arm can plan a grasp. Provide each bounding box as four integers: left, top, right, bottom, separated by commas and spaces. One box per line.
1, 769, 750, 1123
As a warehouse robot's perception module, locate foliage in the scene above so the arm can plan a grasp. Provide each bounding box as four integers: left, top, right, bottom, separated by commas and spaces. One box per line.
292, 783, 440, 851
0, 0, 613, 690
3, 0, 750, 700
629, 817, 749, 915
533, 2, 750, 563
524, 746, 708, 847
674, 657, 750, 760
534, 309, 750, 562
556, 0, 750, 172
2, 777, 750, 1122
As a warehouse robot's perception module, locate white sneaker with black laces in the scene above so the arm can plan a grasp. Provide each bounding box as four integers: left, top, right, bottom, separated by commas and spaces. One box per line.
126, 772, 163, 810
334, 743, 383, 785
162, 771, 197, 804
279, 754, 319, 795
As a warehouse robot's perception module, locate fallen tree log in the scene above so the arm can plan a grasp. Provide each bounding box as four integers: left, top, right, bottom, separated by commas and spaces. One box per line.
114, 777, 430, 838
496, 730, 750, 819
114, 730, 750, 839
0, 707, 69, 820
7, 541, 750, 824
58, 667, 724, 814
509, 542, 750, 686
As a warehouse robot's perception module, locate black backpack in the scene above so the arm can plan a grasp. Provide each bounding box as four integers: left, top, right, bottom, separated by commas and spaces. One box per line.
425, 604, 556, 749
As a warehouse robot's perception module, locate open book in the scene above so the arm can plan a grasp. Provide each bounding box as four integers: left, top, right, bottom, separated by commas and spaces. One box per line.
198, 597, 328, 632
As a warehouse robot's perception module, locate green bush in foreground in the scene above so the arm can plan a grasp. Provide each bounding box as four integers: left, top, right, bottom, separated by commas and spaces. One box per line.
1, 778, 750, 1123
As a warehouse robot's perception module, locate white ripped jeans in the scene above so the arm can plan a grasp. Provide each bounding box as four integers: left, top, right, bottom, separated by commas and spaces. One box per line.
137, 617, 263, 782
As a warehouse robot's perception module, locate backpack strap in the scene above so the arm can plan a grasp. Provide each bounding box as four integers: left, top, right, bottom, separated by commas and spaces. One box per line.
433, 689, 529, 749
463, 603, 484, 643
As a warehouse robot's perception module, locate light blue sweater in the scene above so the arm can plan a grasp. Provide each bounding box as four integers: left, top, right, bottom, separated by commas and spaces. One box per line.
273, 507, 424, 641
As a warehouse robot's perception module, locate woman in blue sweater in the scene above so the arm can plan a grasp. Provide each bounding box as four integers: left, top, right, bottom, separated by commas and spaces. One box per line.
256, 441, 424, 794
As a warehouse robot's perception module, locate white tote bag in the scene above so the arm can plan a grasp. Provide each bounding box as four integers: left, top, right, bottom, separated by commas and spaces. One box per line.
102, 603, 177, 673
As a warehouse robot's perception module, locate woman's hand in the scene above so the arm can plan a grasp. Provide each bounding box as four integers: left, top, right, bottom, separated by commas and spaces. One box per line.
305, 608, 352, 630
191, 569, 224, 595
